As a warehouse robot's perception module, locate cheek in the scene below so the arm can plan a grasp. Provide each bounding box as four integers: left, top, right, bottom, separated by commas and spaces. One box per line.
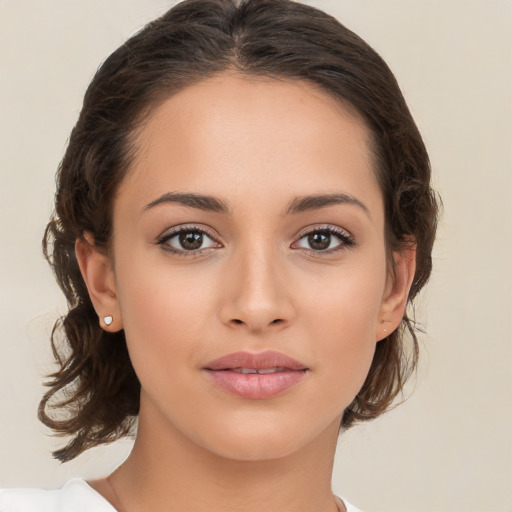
303, 254, 386, 334
300, 257, 387, 395
114, 259, 214, 383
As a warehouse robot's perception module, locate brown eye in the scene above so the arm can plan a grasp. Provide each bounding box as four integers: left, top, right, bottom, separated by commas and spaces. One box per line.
160, 228, 219, 253
307, 231, 331, 250
179, 231, 203, 250
293, 227, 354, 253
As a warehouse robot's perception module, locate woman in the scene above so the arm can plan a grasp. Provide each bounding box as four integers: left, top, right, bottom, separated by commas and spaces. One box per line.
0, 0, 438, 510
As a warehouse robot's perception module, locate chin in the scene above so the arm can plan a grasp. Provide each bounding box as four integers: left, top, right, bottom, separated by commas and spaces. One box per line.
193, 412, 340, 463
207, 433, 306, 462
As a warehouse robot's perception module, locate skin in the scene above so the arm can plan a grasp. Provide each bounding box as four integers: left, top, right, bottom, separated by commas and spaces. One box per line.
77, 73, 415, 512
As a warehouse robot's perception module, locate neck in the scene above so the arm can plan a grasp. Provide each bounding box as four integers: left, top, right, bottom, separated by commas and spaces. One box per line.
107, 395, 342, 512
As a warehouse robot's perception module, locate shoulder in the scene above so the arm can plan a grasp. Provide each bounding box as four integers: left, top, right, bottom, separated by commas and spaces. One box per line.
0, 479, 117, 512
338, 495, 363, 512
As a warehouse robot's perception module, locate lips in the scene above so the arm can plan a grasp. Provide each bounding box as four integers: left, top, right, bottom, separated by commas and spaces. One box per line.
203, 350, 308, 399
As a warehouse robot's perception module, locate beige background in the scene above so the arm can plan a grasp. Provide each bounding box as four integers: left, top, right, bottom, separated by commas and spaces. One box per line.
0, 1, 510, 511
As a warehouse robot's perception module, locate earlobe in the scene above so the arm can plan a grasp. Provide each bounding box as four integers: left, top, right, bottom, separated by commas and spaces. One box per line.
377, 242, 416, 341
75, 233, 123, 332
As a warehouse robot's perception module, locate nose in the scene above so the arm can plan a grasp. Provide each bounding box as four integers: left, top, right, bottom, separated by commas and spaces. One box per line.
218, 242, 295, 333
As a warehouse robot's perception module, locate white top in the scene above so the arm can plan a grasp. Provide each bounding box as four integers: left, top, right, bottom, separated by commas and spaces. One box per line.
0, 478, 362, 511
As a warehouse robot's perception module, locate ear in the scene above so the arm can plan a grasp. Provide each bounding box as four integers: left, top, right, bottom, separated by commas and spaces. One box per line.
75, 233, 123, 332
376, 241, 416, 341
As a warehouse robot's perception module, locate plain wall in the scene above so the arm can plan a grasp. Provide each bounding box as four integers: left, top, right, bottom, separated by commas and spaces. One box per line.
0, 1, 510, 511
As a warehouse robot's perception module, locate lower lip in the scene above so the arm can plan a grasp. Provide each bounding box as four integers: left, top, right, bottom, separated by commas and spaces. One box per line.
204, 369, 307, 399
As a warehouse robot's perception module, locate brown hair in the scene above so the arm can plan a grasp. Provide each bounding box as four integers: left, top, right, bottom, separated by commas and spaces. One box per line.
40, 0, 438, 462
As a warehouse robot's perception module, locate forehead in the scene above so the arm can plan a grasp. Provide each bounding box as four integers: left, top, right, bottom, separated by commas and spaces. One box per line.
117, 72, 382, 221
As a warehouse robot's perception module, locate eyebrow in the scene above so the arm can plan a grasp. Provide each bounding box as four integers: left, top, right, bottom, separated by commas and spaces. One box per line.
143, 191, 370, 217
285, 193, 370, 217
143, 192, 230, 214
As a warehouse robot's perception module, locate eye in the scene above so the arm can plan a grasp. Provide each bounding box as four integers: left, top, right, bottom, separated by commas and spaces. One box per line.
293, 227, 354, 253
157, 227, 221, 254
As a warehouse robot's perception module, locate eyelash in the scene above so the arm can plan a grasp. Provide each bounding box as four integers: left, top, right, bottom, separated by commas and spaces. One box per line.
155, 225, 355, 257
292, 225, 355, 254
156, 225, 220, 257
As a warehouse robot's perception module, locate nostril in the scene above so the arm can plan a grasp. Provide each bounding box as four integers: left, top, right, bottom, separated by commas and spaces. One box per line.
271, 318, 284, 325
232, 319, 244, 325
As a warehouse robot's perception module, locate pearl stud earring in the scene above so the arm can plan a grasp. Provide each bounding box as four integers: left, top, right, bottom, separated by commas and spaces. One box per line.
104, 315, 113, 326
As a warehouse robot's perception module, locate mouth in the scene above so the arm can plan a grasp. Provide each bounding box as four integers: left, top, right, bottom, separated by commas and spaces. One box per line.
203, 350, 309, 399
230, 367, 288, 374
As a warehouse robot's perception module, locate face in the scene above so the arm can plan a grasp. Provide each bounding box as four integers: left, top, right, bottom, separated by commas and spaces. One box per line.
106, 73, 394, 461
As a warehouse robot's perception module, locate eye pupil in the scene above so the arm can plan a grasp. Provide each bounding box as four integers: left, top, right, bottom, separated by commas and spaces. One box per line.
308, 231, 330, 250
179, 231, 203, 250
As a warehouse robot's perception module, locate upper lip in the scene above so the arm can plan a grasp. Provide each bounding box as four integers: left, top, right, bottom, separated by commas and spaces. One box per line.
204, 350, 308, 371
